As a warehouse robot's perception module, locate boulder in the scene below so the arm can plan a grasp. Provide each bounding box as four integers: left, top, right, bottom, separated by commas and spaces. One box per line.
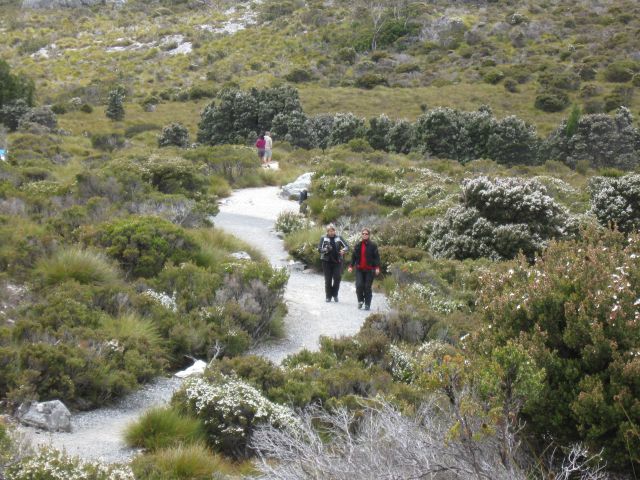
174, 359, 207, 378
280, 172, 313, 200
17, 400, 71, 432
230, 251, 252, 260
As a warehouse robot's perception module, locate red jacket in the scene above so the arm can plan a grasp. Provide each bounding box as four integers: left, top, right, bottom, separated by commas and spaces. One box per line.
255, 138, 266, 149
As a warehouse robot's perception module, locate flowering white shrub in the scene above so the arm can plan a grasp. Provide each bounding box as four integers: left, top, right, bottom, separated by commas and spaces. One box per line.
389, 283, 465, 314
158, 122, 190, 148
176, 375, 299, 458
428, 176, 571, 260
143, 288, 177, 312
589, 174, 640, 232
6, 447, 134, 480
275, 211, 309, 234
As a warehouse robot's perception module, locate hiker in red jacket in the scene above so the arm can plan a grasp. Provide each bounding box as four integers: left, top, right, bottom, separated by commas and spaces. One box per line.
348, 228, 381, 310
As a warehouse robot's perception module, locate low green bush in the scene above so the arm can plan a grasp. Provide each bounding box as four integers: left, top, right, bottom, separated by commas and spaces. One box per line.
534, 90, 570, 112
125, 406, 204, 451
603, 60, 640, 82
86, 216, 200, 278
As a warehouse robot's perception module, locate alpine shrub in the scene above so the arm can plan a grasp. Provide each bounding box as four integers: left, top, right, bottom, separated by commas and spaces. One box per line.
158, 122, 190, 148
485, 116, 539, 165
542, 107, 640, 170
428, 176, 571, 260
328, 112, 366, 146
589, 174, 640, 232
173, 376, 299, 458
477, 228, 640, 470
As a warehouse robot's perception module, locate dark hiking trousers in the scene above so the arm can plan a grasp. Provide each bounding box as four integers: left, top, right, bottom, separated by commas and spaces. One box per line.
322, 261, 342, 299
355, 269, 375, 307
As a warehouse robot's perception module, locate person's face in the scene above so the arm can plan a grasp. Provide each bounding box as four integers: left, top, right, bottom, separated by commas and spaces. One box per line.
327, 228, 336, 237
361, 230, 370, 240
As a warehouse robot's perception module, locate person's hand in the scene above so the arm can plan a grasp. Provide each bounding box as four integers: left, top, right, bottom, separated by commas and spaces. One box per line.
375, 267, 380, 276
348, 266, 353, 273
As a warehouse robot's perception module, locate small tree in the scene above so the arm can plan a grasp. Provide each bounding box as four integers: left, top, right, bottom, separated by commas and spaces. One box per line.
485, 115, 539, 165
329, 112, 366, 146
0, 99, 30, 131
307, 114, 334, 151
105, 86, 125, 121
589, 174, 640, 232
18, 105, 58, 132
158, 122, 190, 148
366, 114, 394, 151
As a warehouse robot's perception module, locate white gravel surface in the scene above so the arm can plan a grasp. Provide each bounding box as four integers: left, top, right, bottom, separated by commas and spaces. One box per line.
16, 186, 388, 462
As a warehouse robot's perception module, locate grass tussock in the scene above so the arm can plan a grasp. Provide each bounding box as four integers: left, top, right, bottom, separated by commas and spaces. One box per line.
125, 407, 204, 451
100, 313, 163, 351
36, 247, 121, 286
130, 442, 253, 479
189, 227, 264, 267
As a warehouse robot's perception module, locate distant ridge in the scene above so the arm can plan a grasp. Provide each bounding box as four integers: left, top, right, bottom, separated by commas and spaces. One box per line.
21, 0, 124, 8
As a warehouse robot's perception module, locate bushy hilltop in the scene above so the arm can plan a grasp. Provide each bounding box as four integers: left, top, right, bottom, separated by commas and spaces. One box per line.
0, 0, 639, 132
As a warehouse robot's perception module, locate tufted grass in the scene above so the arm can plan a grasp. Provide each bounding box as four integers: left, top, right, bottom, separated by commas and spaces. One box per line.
36, 247, 121, 286
130, 442, 255, 479
100, 313, 163, 352
125, 406, 204, 452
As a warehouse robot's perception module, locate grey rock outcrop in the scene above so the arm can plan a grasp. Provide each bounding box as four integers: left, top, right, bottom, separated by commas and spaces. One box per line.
280, 172, 313, 200
17, 400, 72, 432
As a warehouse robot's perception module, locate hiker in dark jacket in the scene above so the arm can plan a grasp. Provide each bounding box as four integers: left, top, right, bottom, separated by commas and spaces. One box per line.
348, 227, 380, 310
318, 223, 349, 303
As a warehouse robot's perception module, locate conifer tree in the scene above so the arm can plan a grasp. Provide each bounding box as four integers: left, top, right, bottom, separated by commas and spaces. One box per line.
105, 87, 125, 121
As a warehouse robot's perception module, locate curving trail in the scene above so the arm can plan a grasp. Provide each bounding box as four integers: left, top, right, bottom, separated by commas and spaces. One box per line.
215, 186, 388, 364
16, 186, 388, 462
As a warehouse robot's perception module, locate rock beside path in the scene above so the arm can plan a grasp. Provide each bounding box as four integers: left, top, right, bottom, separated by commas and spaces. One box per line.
17, 400, 72, 432
281, 172, 313, 200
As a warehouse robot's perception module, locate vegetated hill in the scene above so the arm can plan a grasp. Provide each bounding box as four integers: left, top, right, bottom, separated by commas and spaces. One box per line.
0, 0, 638, 133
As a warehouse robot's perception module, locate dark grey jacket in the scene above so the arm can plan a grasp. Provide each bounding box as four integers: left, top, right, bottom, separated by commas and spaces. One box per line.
318, 235, 349, 263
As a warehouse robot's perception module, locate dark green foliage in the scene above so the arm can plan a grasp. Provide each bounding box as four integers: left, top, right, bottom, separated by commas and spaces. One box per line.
534, 89, 570, 112
105, 86, 125, 121
414, 107, 495, 163
284, 68, 313, 83
477, 229, 640, 470
80, 103, 93, 113
0, 60, 35, 129
542, 107, 640, 170
366, 114, 394, 151
307, 114, 334, 151
565, 104, 581, 137
197, 86, 302, 145
486, 116, 539, 165
124, 123, 161, 138
158, 122, 190, 148
354, 73, 388, 89
271, 110, 311, 148
90, 133, 125, 151
603, 60, 640, 82
428, 176, 571, 260
88, 216, 199, 278
328, 113, 365, 147
589, 174, 640, 232
0, 99, 29, 131
18, 106, 57, 132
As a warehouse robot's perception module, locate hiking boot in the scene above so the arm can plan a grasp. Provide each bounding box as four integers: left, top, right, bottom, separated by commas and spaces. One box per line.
326, 298, 332, 303
333, 296, 339, 302
358, 302, 363, 309
364, 305, 370, 310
